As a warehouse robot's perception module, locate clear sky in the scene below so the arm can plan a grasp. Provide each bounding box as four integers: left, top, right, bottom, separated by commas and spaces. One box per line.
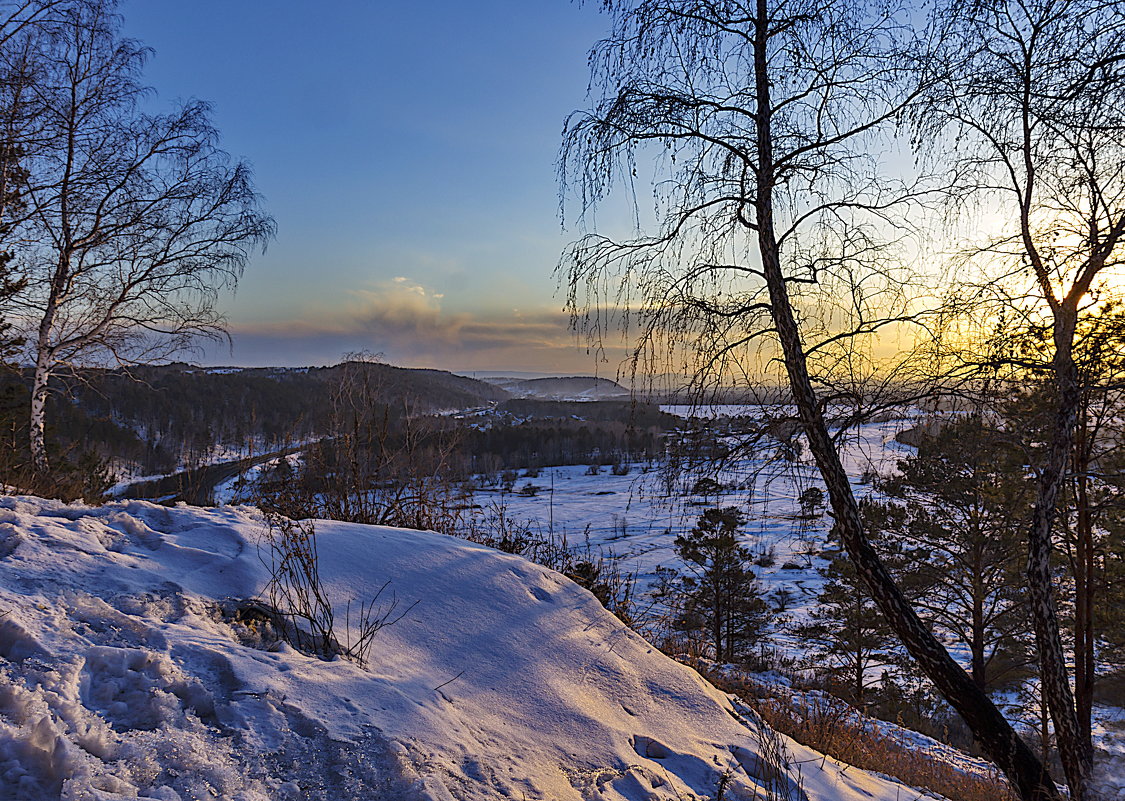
119, 1, 620, 374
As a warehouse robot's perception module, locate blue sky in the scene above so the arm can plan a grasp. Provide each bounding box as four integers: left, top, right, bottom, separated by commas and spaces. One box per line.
120, 1, 619, 373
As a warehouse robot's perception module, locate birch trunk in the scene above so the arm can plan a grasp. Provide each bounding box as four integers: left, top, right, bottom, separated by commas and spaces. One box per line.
28, 352, 49, 474
29, 284, 60, 475
749, 1, 1058, 796
1025, 310, 1091, 799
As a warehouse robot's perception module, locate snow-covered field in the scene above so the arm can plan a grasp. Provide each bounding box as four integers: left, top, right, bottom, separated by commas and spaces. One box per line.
0, 494, 955, 800
478, 417, 910, 617
463, 415, 1125, 796
72, 403, 1125, 798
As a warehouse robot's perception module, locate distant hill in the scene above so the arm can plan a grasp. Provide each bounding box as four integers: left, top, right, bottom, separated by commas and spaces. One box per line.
318, 361, 511, 410
505, 375, 628, 400
71, 361, 509, 437
0, 361, 510, 476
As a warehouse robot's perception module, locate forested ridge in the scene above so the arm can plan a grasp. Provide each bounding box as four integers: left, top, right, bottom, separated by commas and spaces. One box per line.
0, 361, 513, 477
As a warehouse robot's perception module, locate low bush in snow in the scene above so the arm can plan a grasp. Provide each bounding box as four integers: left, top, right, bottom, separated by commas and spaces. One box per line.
257, 513, 413, 666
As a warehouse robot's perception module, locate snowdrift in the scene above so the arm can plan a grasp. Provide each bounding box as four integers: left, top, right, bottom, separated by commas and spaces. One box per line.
0, 495, 933, 800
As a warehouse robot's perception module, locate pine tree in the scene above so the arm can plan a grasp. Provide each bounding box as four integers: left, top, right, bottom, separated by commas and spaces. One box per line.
798, 543, 899, 711
871, 416, 1033, 691
0, 138, 27, 361
1098, 449, 1125, 662
1002, 302, 1125, 742
668, 507, 768, 663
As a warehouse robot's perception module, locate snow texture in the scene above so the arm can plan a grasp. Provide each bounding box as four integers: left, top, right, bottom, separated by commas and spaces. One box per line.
0, 494, 951, 800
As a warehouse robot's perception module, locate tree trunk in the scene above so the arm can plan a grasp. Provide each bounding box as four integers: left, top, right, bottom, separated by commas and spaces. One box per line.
765, 264, 1058, 799
28, 354, 49, 474
30, 253, 65, 476
1027, 312, 1091, 799
1072, 407, 1094, 756
971, 595, 987, 691
1041, 691, 1051, 763
852, 602, 870, 714
749, 3, 1057, 796
713, 589, 725, 662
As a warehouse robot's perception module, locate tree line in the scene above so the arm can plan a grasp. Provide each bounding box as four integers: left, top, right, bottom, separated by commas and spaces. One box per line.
0, 352, 518, 491
250, 364, 677, 529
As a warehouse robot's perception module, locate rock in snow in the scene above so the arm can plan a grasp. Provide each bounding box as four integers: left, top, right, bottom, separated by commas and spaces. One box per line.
0, 495, 935, 800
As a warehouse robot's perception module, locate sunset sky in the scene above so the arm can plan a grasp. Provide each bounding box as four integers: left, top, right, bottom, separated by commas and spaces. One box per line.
121, 1, 623, 374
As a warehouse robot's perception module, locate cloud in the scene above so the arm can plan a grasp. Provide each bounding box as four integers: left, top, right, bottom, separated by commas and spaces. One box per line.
346, 279, 470, 345
216, 277, 622, 372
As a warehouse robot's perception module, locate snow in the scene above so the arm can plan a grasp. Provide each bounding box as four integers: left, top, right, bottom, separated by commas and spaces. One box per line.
457, 415, 1125, 798
0, 494, 946, 801
1093, 703, 1125, 798
712, 666, 1001, 783
476, 417, 910, 621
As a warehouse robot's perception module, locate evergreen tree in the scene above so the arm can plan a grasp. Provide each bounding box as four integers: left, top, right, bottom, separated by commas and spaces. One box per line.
999, 301, 1125, 742
798, 543, 899, 711
0, 134, 27, 360
0, 86, 29, 479
668, 507, 768, 663
1097, 448, 1125, 662
871, 416, 1034, 691
1098, 454, 1125, 661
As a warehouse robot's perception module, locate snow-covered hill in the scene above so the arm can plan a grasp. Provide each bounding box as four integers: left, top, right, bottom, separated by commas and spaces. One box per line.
502, 375, 628, 400
0, 495, 941, 801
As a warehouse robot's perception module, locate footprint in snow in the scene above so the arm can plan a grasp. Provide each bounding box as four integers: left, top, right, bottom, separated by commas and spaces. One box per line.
528, 586, 552, 603
0, 616, 49, 662
80, 645, 216, 731
0, 524, 22, 558
632, 734, 671, 759
106, 511, 165, 550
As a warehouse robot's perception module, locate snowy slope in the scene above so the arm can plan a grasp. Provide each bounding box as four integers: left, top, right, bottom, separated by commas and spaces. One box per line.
0, 495, 942, 801
508, 376, 629, 400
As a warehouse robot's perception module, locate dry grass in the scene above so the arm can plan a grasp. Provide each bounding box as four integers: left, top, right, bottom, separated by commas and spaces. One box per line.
695, 664, 1020, 801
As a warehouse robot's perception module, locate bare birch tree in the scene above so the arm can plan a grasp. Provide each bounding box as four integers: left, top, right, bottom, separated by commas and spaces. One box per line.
560, 1, 1061, 797
0, 2, 73, 360
0, 1, 70, 49
918, 0, 1125, 794
6, 0, 273, 474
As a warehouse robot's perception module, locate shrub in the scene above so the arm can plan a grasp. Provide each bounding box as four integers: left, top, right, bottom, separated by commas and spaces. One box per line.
691, 477, 724, 496
754, 546, 777, 568
564, 553, 637, 627
797, 486, 825, 518
257, 514, 412, 667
